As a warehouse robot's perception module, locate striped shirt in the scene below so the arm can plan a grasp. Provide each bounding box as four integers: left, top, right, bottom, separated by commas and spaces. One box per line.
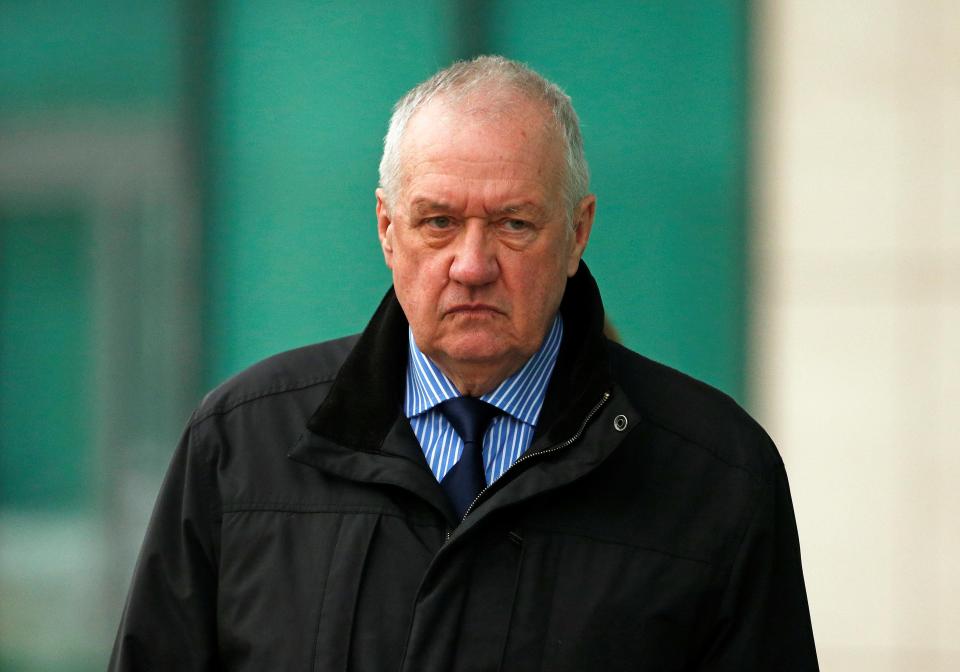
404, 315, 563, 485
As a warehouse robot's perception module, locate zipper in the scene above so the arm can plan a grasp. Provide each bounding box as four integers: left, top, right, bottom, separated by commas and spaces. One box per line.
445, 390, 612, 541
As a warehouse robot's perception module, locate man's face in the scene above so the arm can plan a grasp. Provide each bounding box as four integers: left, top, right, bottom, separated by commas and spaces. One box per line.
376, 96, 595, 392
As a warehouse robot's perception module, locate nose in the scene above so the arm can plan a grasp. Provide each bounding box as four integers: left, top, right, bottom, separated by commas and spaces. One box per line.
449, 220, 499, 287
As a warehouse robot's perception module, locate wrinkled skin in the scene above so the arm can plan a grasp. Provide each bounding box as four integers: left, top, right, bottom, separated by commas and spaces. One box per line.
376, 96, 595, 395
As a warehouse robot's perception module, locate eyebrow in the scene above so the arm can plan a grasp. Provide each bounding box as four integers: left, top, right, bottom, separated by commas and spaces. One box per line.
410, 198, 545, 218
493, 203, 545, 218
411, 199, 451, 215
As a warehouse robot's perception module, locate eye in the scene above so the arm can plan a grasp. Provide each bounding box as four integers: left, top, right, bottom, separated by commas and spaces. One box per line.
502, 219, 531, 232
424, 216, 452, 229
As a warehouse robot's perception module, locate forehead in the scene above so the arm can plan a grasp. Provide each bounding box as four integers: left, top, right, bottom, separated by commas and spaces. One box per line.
398, 96, 565, 204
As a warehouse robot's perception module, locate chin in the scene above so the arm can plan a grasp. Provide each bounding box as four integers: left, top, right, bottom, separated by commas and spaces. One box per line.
437, 333, 516, 366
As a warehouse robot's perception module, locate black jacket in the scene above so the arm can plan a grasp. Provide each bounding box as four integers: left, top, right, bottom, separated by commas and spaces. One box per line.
110, 265, 818, 671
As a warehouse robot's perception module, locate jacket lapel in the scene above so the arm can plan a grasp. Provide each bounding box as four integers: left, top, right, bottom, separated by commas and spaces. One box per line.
288, 262, 625, 527
289, 414, 455, 520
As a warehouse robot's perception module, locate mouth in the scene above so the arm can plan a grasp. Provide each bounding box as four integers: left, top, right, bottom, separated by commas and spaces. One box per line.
445, 303, 504, 317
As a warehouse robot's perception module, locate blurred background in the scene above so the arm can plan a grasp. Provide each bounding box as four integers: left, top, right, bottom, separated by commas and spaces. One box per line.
0, 1, 956, 670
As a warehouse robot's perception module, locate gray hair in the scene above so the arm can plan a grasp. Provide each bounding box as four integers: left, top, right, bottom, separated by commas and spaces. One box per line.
378, 55, 590, 223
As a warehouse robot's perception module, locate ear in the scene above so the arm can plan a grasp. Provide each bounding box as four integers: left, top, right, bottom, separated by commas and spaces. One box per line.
566, 194, 596, 276
376, 188, 395, 269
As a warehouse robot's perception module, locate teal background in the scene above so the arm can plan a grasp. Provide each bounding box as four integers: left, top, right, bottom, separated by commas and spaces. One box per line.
0, 2, 181, 110
0, 1, 748, 669
0, 210, 94, 510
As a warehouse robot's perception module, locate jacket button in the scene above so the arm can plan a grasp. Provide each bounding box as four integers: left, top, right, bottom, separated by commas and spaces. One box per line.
613, 414, 628, 431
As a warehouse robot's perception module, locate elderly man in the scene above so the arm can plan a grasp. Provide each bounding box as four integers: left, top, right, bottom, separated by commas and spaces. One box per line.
110, 56, 818, 671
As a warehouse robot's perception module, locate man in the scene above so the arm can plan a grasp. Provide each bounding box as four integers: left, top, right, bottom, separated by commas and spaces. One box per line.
110, 56, 818, 670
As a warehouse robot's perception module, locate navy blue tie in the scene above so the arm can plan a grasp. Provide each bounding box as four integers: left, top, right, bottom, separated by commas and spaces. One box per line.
438, 397, 500, 520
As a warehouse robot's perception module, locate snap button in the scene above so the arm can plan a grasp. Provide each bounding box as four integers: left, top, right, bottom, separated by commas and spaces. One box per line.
614, 414, 628, 431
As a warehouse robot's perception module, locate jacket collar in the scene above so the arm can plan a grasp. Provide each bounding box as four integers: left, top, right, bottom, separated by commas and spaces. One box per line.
288, 262, 616, 517
532, 262, 611, 449
302, 283, 409, 452
301, 262, 610, 450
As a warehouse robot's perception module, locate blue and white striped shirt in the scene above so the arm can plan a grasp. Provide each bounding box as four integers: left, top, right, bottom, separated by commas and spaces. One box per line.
404, 315, 563, 485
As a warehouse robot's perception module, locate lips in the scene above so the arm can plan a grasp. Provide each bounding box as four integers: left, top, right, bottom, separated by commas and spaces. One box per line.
445, 303, 504, 316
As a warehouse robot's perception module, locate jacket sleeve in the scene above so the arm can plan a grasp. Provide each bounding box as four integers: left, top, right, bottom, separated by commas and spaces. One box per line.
108, 417, 221, 671
698, 462, 819, 671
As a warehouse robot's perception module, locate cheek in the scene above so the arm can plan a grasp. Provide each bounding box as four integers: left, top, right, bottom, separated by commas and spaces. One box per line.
391, 247, 448, 321
508, 254, 568, 321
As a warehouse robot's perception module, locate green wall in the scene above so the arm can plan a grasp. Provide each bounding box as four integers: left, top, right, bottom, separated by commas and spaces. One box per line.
0, 2, 182, 513
0, 1, 180, 112
0, 211, 93, 509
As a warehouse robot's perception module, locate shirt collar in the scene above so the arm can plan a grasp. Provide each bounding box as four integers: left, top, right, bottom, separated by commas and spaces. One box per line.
404, 314, 564, 426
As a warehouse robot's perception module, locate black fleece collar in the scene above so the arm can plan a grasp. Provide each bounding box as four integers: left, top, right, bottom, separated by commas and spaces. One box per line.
306, 262, 612, 453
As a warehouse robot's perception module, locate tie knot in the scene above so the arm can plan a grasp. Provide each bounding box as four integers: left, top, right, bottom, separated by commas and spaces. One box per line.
438, 397, 500, 445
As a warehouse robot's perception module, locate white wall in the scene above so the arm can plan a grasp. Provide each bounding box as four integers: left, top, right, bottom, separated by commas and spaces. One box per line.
753, 1, 960, 669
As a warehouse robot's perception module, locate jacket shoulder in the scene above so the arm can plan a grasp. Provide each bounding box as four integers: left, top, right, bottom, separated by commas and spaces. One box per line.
193, 334, 360, 423
607, 340, 782, 481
